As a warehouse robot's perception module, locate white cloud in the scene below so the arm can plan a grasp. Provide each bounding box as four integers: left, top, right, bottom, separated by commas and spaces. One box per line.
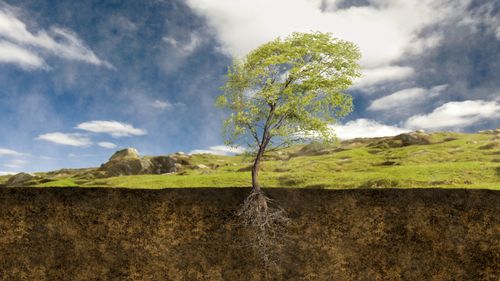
152, 99, 172, 109
190, 145, 245, 155
0, 171, 16, 175
353, 66, 415, 90
163, 32, 203, 55
160, 32, 205, 73
405, 100, 500, 130
98, 142, 117, 149
0, 5, 111, 69
0, 40, 46, 69
330, 118, 409, 139
186, 0, 468, 69
76, 120, 147, 137
0, 148, 23, 156
151, 99, 185, 110
37, 132, 92, 147
4, 159, 27, 168
368, 84, 447, 111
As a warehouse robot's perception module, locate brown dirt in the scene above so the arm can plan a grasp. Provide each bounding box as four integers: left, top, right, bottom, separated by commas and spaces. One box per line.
0, 188, 498, 281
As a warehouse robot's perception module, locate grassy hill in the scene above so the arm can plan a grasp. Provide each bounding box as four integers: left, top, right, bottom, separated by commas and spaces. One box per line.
2, 130, 499, 189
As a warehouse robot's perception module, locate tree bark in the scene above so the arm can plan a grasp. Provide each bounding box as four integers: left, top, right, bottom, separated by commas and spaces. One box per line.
252, 124, 272, 193
251, 145, 269, 213
251, 145, 264, 193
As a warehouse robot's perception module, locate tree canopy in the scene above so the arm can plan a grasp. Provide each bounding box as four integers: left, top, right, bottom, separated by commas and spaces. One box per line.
217, 32, 361, 153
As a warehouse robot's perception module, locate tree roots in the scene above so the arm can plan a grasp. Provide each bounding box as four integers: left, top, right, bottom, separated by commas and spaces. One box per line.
236, 189, 290, 266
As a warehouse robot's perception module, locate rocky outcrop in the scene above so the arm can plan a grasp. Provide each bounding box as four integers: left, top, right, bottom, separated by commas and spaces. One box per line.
97, 148, 176, 177
5, 173, 39, 187
364, 132, 431, 149
393, 132, 431, 146
108, 148, 140, 161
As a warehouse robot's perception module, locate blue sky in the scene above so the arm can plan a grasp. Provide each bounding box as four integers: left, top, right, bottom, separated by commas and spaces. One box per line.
0, 0, 498, 173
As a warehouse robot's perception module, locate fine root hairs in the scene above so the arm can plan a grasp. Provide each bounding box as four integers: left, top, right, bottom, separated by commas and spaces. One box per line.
236, 189, 290, 267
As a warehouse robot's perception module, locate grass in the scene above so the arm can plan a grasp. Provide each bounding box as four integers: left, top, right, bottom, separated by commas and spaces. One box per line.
6, 131, 499, 190
0, 176, 9, 185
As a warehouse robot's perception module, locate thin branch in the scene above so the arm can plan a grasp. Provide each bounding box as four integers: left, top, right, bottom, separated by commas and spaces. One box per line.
245, 122, 260, 145
272, 114, 287, 130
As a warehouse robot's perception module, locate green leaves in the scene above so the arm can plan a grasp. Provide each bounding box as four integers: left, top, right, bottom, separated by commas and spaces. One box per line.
217, 32, 361, 150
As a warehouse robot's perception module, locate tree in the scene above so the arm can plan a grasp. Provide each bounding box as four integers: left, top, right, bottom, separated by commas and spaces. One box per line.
218, 32, 361, 195
217, 32, 361, 264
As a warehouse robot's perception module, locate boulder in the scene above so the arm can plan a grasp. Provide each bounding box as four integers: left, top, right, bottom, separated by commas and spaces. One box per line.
193, 164, 209, 169
5, 173, 38, 187
98, 148, 176, 177
98, 158, 148, 176
171, 154, 192, 166
393, 132, 431, 146
174, 163, 184, 172
148, 156, 176, 174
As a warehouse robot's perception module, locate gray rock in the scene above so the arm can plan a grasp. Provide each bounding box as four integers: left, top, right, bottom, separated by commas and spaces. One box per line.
193, 164, 209, 169
174, 163, 184, 172
394, 133, 431, 146
148, 156, 177, 174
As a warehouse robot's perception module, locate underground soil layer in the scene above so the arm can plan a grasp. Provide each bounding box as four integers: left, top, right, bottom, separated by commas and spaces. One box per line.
0, 187, 498, 281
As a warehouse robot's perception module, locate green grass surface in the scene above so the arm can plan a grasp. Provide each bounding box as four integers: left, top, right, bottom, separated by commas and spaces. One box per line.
0, 176, 8, 185
22, 131, 499, 190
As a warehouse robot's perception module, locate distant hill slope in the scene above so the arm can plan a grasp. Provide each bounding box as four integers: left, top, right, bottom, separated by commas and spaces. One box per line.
1, 130, 499, 189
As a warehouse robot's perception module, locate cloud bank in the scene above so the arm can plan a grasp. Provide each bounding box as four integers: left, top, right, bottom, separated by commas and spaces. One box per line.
405, 100, 500, 130
186, 0, 470, 88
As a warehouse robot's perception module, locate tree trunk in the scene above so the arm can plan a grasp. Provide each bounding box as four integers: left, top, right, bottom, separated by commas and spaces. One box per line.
252, 126, 271, 193
251, 147, 263, 193
251, 148, 269, 213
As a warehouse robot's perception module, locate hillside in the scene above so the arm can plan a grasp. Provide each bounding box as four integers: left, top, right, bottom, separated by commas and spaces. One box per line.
1, 130, 499, 189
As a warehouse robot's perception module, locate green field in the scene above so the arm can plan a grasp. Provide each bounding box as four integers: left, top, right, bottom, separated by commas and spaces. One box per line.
2, 131, 499, 189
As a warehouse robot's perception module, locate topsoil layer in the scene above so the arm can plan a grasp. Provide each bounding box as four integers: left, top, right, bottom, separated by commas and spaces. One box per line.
0, 187, 498, 281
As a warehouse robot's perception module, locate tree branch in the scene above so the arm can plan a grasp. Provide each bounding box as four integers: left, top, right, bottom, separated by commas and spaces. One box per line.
245, 122, 260, 145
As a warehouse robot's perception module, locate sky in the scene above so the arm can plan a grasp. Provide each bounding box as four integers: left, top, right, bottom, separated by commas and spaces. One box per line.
0, 0, 498, 173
